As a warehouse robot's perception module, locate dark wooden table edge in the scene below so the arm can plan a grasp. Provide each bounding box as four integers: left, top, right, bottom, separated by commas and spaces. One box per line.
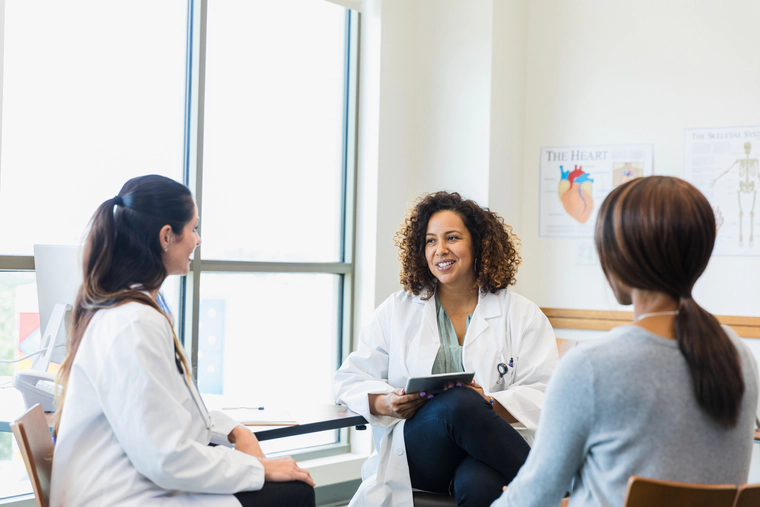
254, 413, 368, 441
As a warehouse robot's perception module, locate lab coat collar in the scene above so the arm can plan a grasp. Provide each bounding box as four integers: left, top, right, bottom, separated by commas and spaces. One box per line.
413, 288, 503, 346
409, 289, 433, 305
475, 290, 502, 319
466, 291, 502, 346
411, 287, 501, 313
411, 291, 439, 345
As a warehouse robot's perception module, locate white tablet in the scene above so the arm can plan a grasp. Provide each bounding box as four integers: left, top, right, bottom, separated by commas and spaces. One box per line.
404, 372, 475, 394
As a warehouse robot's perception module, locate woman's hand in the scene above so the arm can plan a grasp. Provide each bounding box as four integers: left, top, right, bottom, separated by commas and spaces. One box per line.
229, 426, 266, 459
261, 456, 316, 486
369, 388, 428, 419
466, 380, 519, 423
463, 379, 491, 403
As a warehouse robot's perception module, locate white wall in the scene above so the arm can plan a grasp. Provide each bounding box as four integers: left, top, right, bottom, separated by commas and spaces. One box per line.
487, 0, 528, 229
515, 0, 760, 316
358, 0, 760, 317
356, 0, 505, 312
356, 0, 760, 338
412, 1, 493, 206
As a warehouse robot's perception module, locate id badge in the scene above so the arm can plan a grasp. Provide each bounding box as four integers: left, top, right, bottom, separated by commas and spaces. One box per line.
495, 357, 516, 386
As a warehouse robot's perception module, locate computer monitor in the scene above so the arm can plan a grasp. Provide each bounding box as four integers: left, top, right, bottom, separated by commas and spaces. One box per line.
32, 244, 82, 370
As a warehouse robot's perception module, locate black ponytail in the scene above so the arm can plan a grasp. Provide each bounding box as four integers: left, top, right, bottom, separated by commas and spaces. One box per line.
56, 175, 195, 436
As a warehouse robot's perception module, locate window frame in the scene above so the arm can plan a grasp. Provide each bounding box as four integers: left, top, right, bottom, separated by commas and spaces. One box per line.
181, 0, 359, 461
0, 0, 359, 463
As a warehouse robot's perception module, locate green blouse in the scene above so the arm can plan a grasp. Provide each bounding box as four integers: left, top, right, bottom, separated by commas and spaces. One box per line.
431, 294, 473, 374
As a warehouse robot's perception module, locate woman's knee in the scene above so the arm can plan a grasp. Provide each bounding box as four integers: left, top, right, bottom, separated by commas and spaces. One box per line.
422, 387, 490, 424
452, 459, 506, 507
291, 481, 316, 507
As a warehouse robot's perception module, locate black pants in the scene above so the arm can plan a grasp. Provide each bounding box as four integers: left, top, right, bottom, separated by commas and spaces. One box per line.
404, 387, 531, 507
234, 480, 315, 507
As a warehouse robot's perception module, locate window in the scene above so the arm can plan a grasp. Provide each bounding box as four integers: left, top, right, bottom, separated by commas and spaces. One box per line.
0, 273, 37, 499
0, 1, 187, 255
201, 0, 347, 264
186, 0, 356, 457
0, 0, 358, 500
0, 2, 188, 500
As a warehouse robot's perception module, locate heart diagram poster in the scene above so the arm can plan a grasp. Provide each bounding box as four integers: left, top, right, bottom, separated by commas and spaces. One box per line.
684, 126, 760, 256
539, 144, 654, 237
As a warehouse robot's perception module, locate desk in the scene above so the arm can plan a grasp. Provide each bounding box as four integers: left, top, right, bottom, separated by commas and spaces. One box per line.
252, 405, 366, 441
1, 386, 366, 439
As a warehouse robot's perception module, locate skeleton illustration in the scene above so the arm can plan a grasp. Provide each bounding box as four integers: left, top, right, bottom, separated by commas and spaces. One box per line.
711, 142, 758, 246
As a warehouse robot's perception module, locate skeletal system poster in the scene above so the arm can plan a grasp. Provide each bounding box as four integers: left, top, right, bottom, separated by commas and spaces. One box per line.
539, 144, 654, 237
684, 126, 760, 256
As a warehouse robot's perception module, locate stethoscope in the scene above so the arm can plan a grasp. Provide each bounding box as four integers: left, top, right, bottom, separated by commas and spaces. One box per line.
159, 292, 212, 432
496, 358, 514, 385
174, 343, 212, 432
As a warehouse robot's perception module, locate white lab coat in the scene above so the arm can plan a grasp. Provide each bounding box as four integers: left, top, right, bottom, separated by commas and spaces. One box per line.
334, 289, 558, 507
50, 302, 264, 507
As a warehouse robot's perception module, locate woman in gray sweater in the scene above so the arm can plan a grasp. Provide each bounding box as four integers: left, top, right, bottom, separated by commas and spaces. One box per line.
493, 176, 758, 507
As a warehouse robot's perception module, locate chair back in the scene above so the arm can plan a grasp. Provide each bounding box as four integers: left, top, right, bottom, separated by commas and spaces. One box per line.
623, 476, 737, 507
733, 483, 760, 507
10, 404, 53, 507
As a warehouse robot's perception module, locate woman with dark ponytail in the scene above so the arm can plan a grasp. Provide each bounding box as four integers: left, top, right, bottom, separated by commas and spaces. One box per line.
50, 175, 315, 507
493, 176, 758, 507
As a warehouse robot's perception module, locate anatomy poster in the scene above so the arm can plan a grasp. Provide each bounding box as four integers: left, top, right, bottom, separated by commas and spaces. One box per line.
684, 126, 760, 256
539, 144, 654, 237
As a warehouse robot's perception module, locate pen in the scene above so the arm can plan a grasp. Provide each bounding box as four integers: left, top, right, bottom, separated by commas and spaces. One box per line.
223, 406, 265, 410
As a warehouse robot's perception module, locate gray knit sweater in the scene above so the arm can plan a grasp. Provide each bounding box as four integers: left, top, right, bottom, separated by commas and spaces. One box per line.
494, 325, 758, 507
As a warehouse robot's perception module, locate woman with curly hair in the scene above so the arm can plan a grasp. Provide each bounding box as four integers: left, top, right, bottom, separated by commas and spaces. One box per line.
335, 191, 558, 507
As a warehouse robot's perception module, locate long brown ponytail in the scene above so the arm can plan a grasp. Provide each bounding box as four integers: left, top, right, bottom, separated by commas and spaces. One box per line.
55, 175, 195, 435
595, 176, 744, 428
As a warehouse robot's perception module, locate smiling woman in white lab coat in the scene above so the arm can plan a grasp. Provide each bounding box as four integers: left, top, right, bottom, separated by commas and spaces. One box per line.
50, 175, 315, 507
334, 192, 558, 507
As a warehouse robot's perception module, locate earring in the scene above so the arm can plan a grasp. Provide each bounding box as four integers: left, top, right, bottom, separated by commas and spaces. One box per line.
164, 245, 169, 252
474, 258, 478, 272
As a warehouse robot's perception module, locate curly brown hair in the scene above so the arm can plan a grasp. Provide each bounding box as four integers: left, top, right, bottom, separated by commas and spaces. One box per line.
394, 191, 521, 299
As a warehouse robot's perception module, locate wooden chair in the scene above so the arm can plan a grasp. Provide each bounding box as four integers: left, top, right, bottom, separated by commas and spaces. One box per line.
623, 476, 737, 507
412, 490, 457, 506
10, 404, 54, 507
733, 483, 760, 507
